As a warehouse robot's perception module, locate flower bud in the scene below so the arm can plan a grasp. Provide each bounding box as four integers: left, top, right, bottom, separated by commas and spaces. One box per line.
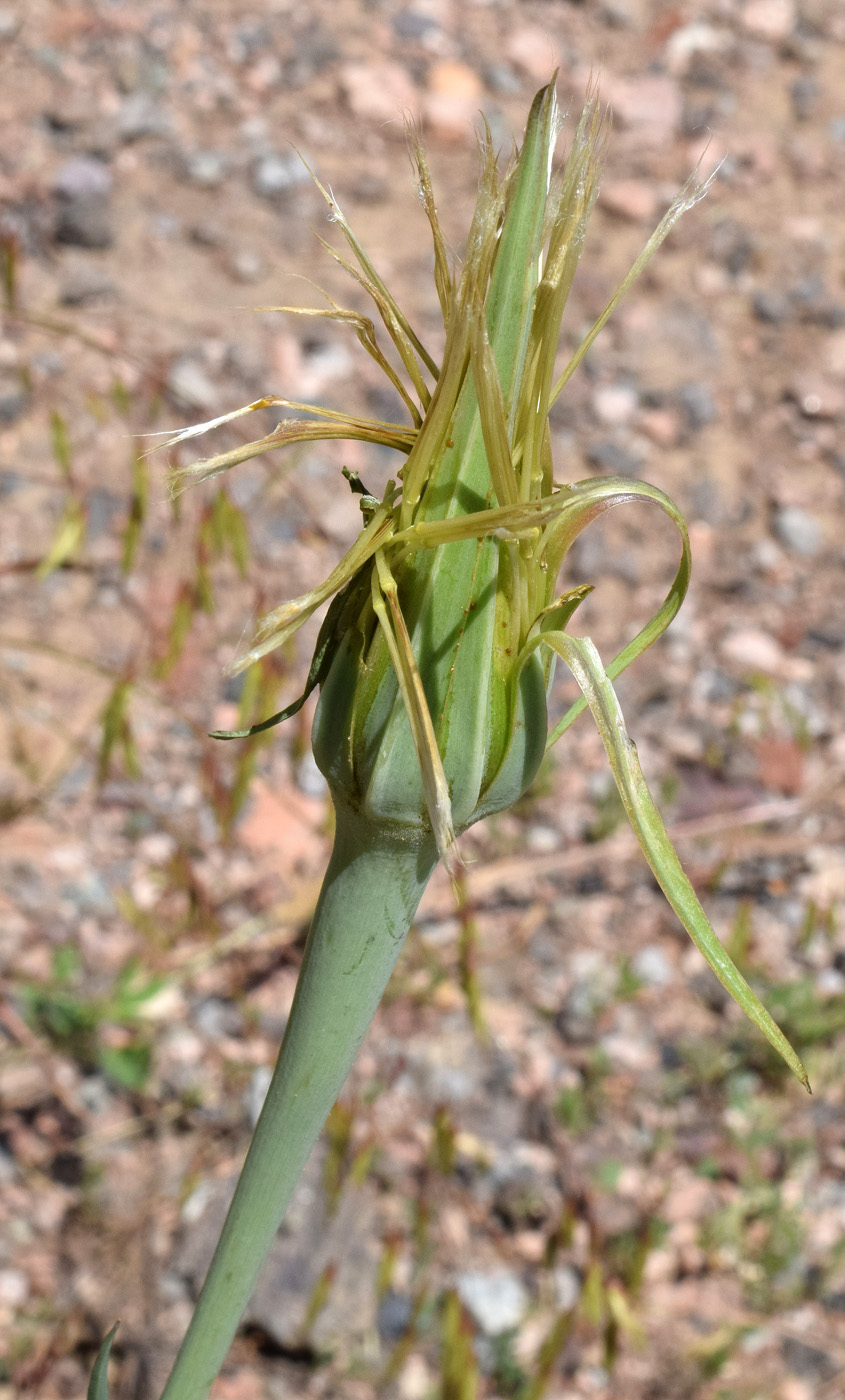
163, 84, 806, 1086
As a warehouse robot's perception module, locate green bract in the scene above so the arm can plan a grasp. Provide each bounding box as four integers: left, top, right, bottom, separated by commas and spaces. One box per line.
98, 82, 807, 1400
169, 93, 689, 861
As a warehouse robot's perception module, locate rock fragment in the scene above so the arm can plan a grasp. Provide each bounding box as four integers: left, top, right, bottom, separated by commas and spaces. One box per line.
166, 358, 219, 414
456, 1270, 529, 1336
740, 0, 796, 42
422, 61, 483, 145
59, 264, 116, 305
773, 506, 822, 556
116, 92, 170, 143
600, 73, 682, 142
339, 62, 419, 130
52, 157, 114, 249
185, 151, 228, 188
599, 179, 660, 224
252, 151, 310, 200
0, 373, 28, 423
505, 27, 560, 83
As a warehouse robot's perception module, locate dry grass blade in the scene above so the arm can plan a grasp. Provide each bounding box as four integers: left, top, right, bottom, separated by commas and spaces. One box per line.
256, 300, 424, 427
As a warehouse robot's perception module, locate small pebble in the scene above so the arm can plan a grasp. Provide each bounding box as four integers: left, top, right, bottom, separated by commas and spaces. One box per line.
167, 357, 219, 413
483, 63, 522, 95
639, 408, 681, 447
377, 1289, 413, 1345
193, 998, 244, 1041
664, 22, 732, 75
585, 439, 641, 476
53, 155, 113, 200
189, 221, 226, 248
823, 329, 845, 378
428, 61, 481, 101
181, 1178, 217, 1226
349, 172, 389, 203
817, 968, 845, 997
600, 73, 682, 141
59, 265, 116, 305
740, 0, 796, 41
423, 62, 484, 144
398, 1356, 431, 1400
792, 273, 844, 328
227, 248, 265, 283
282, 24, 338, 85
791, 373, 844, 419
601, 1, 633, 27
456, 1270, 528, 1335
791, 75, 819, 122
632, 945, 673, 988
779, 1380, 814, 1400
0, 376, 29, 423
392, 9, 441, 42
599, 179, 660, 224
710, 219, 755, 277
153, 213, 181, 240
592, 382, 639, 427
721, 627, 786, 675
117, 92, 169, 142
552, 1264, 581, 1311
0, 1268, 29, 1307
252, 151, 310, 199
53, 157, 114, 249
752, 289, 791, 324
781, 1337, 837, 1383
773, 506, 822, 556
525, 824, 559, 854
677, 382, 717, 430
339, 62, 419, 129
245, 1066, 273, 1129
45, 94, 91, 132
751, 537, 784, 573
505, 27, 560, 83
86, 487, 122, 540
61, 873, 114, 918
0, 7, 20, 39
186, 151, 228, 187
296, 752, 328, 799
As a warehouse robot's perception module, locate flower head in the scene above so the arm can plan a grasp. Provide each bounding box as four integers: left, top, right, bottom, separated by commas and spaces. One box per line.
159, 84, 807, 1088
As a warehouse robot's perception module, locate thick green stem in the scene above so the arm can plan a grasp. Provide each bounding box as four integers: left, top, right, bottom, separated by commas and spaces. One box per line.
159, 809, 438, 1400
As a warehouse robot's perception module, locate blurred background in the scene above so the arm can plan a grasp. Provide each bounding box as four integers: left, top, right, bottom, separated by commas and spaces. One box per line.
1, 2, 845, 1398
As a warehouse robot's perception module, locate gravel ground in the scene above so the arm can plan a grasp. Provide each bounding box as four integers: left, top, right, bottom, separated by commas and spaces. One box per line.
1, 3, 845, 1399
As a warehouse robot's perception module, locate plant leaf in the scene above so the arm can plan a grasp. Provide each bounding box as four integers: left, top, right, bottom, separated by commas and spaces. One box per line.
50, 409, 73, 483
210, 567, 369, 739
87, 1322, 119, 1400
98, 680, 139, 784
256, 301, 423, 427
539, 629, 810, 1090
550, 160, 718, 406
229, 499, 397, 675
121, 450, 149, 575
543, 477, 692, 747
372, 549, 456, 869
304, 158, 439, 389
167, 417, 414, 497
36, 498, 86, 579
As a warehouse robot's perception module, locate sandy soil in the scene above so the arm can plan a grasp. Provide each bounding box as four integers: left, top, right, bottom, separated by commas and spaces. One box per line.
1, 3, 845, 1398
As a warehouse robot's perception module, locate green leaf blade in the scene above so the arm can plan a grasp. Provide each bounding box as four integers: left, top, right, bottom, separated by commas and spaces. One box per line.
87, 1322, 119, 1400
543, 630, 810, 1091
